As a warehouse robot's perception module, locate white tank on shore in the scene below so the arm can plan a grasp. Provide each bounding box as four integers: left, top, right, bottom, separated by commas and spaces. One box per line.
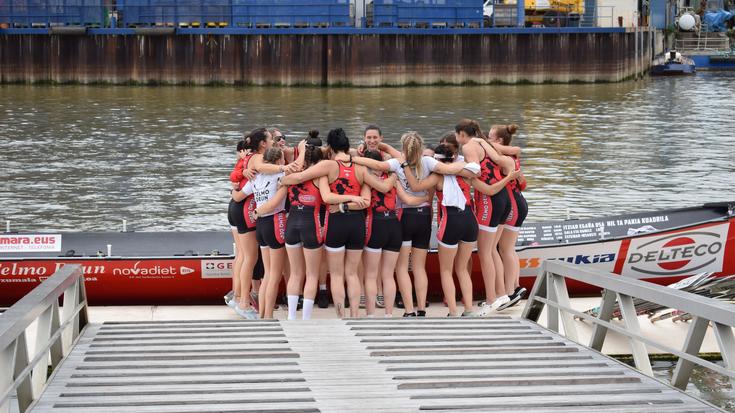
678, 12, 697, 31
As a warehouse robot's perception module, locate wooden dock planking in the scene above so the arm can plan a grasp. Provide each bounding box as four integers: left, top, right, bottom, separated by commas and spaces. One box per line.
29, 318, 719, 412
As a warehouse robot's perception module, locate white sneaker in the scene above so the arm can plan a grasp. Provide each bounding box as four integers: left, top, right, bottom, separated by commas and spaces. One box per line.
226, 296, 238, 309
476, 301, 495, 317
492, 295, 510, 311
235, 305, 259, 320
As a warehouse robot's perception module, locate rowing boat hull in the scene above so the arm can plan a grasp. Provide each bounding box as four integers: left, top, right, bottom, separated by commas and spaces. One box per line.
1, 203, 733, 305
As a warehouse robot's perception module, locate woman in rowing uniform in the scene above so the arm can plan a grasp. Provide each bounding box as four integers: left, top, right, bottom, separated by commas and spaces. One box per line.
355, 132, 469, 317
281, 128, 377, 318
362, 149, 428, 317
228, 129, 276, 319
243, 130, 300, 318
453, 119, 517, 316
234, 147, 288, 320
226, 140, 248, 310
489, 124, 528, 309
401, 143, 486, 316
284, 130, 325, 320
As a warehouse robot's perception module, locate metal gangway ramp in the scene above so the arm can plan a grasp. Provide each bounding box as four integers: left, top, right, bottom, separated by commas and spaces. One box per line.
2, 264, 729, 413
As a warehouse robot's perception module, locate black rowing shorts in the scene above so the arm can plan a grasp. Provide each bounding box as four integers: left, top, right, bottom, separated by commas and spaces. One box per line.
228, 199, 247, 234
324, 211, 365, 251
285, 207, 324, 250
399, 207, 432, 250
437, 206, 478, 247
366, 211, 402, 253
256, 212, 286, 249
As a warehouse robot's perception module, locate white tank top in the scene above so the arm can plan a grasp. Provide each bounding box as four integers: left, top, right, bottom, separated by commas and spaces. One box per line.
242, 172, 285, 217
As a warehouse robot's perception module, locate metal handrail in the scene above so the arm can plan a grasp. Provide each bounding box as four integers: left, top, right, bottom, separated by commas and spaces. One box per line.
522, 260, 735, 391
0, 265, 88, 413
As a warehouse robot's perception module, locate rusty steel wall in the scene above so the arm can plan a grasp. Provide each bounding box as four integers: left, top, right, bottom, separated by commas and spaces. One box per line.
0, 32, 651, 85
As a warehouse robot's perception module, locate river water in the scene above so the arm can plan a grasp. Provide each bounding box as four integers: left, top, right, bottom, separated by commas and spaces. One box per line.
1, 74, 734, 233
1, 75, 735, 408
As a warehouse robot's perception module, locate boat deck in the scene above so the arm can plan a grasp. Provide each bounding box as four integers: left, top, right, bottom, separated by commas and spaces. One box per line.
31, 317, 718, 413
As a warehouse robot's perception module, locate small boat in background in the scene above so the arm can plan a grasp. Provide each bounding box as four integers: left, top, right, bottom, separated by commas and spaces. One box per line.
652, 50, 696, 76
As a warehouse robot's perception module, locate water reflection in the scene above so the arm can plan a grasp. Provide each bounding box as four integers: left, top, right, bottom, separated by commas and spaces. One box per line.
1, 73, 734, 231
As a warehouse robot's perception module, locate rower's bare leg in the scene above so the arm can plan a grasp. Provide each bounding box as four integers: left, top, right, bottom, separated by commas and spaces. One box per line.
345, 249, 363, 318
499, 229, 520, 294
492, 226, 506, 298
285, 245, 306, 320
412, 248, 429, 312
379, 251, 399, 317
302, 247, 323, 319
264, 247, 286, 319
239, 232, 258, 310
327, 249, 346, 318
230, 228, 243, 304
477, 230, 497, 304
438, 244, 459, 316
363, 250, 381, 317
258, 247, 270, 319
395, 245, 415, 314
456, 241, 476, 313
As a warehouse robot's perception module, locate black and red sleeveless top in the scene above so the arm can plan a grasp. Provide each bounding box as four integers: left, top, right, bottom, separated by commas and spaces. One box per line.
478, 147, 504, 186
230, 154, 253, 191
329, 160, 361, 196
288, 180, 322, 208
230, 158, 244, 188
508, 155, 526, 192
370, 173, 396, 213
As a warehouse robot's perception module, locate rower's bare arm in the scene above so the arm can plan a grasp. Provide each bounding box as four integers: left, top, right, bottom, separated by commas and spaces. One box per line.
231, 182, 253, 202
346, 184, 372, 211
492, 142, 522, 157
281, 160, 333, 186
352, 156, 391, 172
255, 187, 287, 216
431, 160, 468, 176
364, 172, 396, 194
396, 182, 429, 206
471, 169, 519, 196
409, 172, 440, 192
317, 175, 367, 206
377, 142, 403, 160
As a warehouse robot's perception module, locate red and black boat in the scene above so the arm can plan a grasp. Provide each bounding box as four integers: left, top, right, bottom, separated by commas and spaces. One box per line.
1, 202, 733, 306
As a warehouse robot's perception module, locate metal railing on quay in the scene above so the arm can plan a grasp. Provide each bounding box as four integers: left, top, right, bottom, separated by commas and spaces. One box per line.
0, 265, 88, 413
522, 260, 735, 391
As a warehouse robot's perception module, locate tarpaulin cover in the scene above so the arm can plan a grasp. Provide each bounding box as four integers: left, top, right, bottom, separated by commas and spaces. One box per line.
703, 9, 733, 31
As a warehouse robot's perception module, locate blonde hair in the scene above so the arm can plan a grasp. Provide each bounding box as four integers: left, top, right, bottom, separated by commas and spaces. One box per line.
263, 147, 283, 164
401, 131, 425, 180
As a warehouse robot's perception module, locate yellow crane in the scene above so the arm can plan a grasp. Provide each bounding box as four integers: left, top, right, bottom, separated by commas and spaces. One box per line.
486, 0, 585, 27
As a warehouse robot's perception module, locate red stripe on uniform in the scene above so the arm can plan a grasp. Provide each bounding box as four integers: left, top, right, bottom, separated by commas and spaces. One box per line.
365, 210, 374, 245
274, 212, 287, 244
243, 196, 257, 229
313, 207, 323, 244
505, 187, 518, 226
437, 206, 448, 242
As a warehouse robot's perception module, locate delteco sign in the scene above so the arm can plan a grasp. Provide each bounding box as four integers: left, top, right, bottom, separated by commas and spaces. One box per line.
623, 224, 728, 277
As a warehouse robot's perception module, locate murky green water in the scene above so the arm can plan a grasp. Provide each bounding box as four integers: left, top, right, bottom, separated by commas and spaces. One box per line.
1, 74, 735, 408
1, 73, 734, 233
619, 359, 735, 412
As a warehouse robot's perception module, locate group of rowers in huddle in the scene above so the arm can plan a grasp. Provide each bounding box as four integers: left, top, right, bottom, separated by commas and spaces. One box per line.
225, 119, 528, 320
